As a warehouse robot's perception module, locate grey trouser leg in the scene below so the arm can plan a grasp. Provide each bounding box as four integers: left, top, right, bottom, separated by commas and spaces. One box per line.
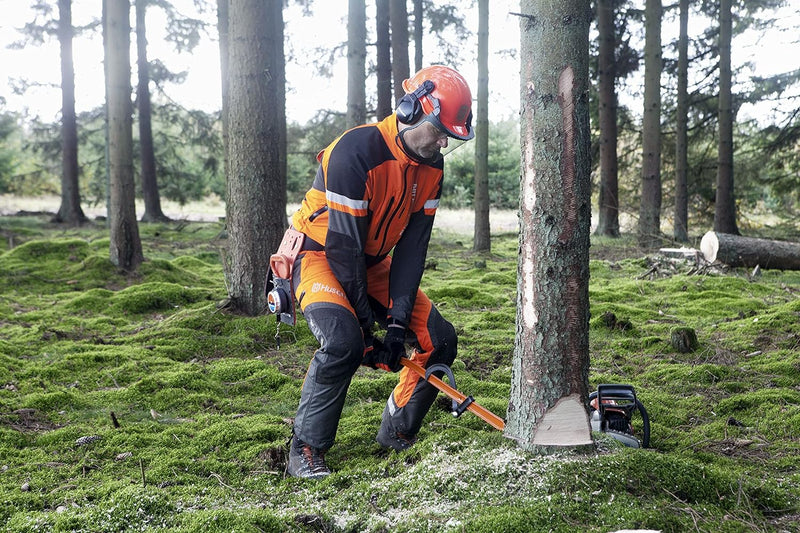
293, 303, 363, 450
384, 306, 457, 436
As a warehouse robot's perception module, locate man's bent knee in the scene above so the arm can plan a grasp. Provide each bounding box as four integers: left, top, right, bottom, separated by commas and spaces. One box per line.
428, 310, 457, 367
305, 305, 364, 384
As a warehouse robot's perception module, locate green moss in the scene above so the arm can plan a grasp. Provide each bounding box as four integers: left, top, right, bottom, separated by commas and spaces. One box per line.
2, 219, 799, 531
109, 282, 216, 315
426, 284, 506, 308
172, 509, 289, 533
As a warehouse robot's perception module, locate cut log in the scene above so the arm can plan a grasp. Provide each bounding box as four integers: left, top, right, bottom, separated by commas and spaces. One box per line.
700, 231, 800, 270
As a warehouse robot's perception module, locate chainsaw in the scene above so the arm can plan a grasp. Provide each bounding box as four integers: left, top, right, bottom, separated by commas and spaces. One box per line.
589, 384, 650, 448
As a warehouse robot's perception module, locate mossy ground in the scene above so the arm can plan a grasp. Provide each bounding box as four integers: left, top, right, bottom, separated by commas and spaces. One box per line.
1, 215, 799, 532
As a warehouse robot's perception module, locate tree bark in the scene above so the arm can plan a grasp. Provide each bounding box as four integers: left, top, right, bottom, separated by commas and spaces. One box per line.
473, 0, 490, 253
594, 0, 619, 238
55, 0, 87, 225
375, 0, 393, 120
508, 0, 593, 452
412, 0, 423, 72
104, 0, 143, 271
217, 0, 229, 184
714, 0, 739, 235
136, 0, 169, 223
224, 0, 287, 316
638, 0, 663, 249
389, 0, 410, 104
674, 0, 689, 242
346, 0, 367, 129
700, 232, 800, 270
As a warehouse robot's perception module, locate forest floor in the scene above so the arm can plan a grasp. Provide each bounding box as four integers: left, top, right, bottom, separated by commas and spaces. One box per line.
0, 202, 799, 532
0, 194, 522, 234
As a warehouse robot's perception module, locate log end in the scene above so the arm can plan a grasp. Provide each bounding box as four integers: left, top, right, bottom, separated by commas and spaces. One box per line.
700, 231, 719, 263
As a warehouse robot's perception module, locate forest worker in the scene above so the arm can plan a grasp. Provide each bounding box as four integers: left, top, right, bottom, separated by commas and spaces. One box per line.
283, 65, 475, 479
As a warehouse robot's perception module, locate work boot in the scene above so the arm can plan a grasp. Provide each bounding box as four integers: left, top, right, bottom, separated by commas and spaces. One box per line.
287, 436, 331, 479
376, 412, 417, 451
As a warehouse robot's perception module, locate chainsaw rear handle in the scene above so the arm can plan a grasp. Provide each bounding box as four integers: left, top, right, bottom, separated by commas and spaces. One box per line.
589, 385, 650, 448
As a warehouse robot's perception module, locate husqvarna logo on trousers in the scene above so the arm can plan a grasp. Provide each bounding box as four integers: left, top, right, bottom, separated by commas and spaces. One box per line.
311, 282, 345, 299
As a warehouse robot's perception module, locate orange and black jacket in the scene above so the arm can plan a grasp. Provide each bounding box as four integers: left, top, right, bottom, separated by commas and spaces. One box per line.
292, 114, 443, 328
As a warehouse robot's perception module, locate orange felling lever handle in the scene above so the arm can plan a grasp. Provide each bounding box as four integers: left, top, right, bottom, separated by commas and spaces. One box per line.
400, 358, 506, 431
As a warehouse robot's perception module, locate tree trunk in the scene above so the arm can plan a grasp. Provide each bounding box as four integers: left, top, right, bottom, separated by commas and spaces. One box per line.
136, 0, 169, 223
104, 0, 143, 271
217, 0, 229, 183
674, 0, 689, 242
55, 0, 87, 225
507, 0, 593, 452
389, 0, 410, 104
224, 0, 287, 316
700, 232, 800, 270
375, 0, 393, 120
346, 0, 366, 129
473, 0, 490, 253
412, 0, 423, 72
714, 0, 739, 235
594, 0, 619, 238
637, 0, 663, 249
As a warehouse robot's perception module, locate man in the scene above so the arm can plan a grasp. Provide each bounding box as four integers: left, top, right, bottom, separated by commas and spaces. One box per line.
284, 65, 474, 479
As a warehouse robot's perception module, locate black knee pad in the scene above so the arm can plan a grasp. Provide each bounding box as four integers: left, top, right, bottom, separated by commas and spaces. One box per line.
304, 304, 364, 384
427, 308, 457, 367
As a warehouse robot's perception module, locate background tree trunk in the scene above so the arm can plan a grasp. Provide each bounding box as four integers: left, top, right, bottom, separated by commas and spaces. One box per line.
714, 0, 739, 235
637, 0, 663, 249
136, 0, 169, 223
217, 0, 229, 183
594, 0, 619, 238
346, 0, 366, 129
473, 0, 490, 252
389, 0, 410, 104
412, 0, 423, 72
507, 0, 593, 452
104, 0, 143, 270
55, 0, 86, 225
375, 0, 393, 120
224, 0, 287, 317
674, 0, 689, 242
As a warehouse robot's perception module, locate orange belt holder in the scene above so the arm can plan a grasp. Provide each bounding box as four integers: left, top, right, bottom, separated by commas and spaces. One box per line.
267, 228, 306, 325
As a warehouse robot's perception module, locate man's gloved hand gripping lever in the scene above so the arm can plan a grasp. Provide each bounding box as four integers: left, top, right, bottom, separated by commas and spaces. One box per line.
361, 319, 405, 372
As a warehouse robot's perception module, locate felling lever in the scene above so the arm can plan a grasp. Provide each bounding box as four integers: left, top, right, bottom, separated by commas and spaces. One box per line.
400, 358, 505, 431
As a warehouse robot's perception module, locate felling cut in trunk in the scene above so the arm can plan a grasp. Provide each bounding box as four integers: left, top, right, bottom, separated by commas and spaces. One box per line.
700, 231, 800, 270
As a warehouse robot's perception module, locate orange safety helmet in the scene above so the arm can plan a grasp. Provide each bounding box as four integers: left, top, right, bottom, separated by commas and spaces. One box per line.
397, 65, 474, 141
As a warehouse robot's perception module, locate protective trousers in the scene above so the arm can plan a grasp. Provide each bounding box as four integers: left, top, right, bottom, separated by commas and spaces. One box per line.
291, 251, 457, 450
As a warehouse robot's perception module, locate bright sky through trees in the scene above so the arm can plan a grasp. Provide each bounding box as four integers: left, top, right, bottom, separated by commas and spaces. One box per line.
0, 0, 521, 124
0, 0, 797, 125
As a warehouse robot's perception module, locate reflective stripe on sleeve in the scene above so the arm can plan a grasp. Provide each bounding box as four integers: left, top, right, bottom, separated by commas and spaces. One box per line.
326, 190, 368, 216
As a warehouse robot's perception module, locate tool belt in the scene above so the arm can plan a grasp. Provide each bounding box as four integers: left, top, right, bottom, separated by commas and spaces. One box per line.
267, 227, 306, 325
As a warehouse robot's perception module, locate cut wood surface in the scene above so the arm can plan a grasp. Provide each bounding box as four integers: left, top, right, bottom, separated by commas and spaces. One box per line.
530, 394, 593, 447
700, 231, 800, 270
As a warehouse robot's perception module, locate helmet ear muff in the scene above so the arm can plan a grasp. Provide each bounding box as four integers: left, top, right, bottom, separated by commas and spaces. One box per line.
396, 80, 435, 124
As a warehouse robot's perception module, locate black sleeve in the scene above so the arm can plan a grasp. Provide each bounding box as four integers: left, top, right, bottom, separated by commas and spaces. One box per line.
322, 139, 373, 329
387, 208, 435, 325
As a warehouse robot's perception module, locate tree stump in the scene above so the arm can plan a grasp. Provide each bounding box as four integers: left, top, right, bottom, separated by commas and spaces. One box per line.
700, 231, 800, 270
671, 327, 698, 353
